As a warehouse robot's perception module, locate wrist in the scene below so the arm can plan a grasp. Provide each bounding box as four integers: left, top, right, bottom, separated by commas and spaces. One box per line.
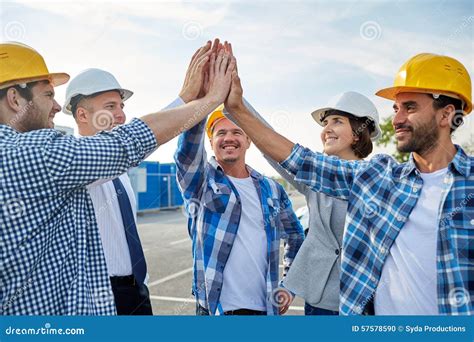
179, 90, 193, 104
227, 101, 247, 115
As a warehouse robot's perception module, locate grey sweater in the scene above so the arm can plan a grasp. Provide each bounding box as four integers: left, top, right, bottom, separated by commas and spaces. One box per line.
269, 158, 347, 311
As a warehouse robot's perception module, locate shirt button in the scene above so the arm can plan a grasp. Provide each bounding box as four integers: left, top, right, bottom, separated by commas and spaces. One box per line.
335, 249, 340, 255
413, 187, 418, 193
397, 216, 403, 221
217, 288, 221, 292
371, 276, 376, 282
470, 219, 474, 226
380, 247, 386, 255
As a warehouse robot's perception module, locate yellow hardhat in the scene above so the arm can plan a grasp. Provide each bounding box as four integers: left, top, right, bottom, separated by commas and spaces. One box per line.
0, 42, 69, 90
376, 53, 472, 114
206, 104, 226, 138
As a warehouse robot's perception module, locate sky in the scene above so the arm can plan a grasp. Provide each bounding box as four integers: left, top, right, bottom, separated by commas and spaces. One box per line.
1, 0, 473, 176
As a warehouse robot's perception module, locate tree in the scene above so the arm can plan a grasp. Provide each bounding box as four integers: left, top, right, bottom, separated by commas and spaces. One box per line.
376, 116, 409, 163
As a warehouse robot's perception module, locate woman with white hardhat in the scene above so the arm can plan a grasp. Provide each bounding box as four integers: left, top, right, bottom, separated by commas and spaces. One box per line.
236, 91, 380, 315
280, 91, 380, 315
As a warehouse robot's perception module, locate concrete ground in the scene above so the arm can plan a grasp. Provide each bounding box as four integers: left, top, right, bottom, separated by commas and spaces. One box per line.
137, 192, 307, 315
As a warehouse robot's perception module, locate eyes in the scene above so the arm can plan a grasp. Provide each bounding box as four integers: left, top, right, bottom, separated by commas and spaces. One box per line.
322, 118, 343, 127
104, 103, 124, 110
216, 130, 243, 137
393, 103, 417, 114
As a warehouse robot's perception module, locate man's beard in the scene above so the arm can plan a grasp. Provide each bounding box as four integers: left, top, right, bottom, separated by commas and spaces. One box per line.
11, 101, 48, 132
222, 156, 238, 163
396, 119, 439, 156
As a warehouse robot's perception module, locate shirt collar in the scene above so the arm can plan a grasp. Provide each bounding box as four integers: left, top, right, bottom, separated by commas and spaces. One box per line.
0, 124, 17, 136
401, 144, 470, 179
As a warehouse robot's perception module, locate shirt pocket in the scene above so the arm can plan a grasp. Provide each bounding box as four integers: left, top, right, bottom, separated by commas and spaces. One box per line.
203, 180, 232, 213
448, 199, 474, 268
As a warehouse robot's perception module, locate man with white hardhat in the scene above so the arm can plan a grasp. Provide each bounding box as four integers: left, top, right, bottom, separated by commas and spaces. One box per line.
226, 52, 473, 315
0, 40, 235, 315
63, 68, 153, 315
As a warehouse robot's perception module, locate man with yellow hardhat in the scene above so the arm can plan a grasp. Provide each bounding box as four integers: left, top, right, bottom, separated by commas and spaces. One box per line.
225, 51, 473, 315
0, 42, 69, 131
174, 100, 304, 316
0, 40, 236, 315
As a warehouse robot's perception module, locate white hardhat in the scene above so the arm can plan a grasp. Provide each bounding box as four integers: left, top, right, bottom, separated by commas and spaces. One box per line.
311, 91, 381, 141
63, 68, 133, 115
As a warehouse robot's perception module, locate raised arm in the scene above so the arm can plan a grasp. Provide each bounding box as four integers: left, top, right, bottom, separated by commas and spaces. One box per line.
224, 61, 361, 200
142, 47, 235, 146
45, 42, 235, 191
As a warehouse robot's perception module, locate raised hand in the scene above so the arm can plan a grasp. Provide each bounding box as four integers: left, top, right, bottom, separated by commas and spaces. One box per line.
224, 70, 244, 114
206, 49, 236, 105
179, 41, 212, 103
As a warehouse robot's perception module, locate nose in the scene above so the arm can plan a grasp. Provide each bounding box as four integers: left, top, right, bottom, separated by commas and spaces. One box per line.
52, 99, 61, 113
392, 106, 407, 128
114, 108, 126, 124
321, 123, 333, 136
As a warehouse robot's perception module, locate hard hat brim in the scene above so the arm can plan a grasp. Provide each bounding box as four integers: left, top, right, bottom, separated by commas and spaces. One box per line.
0, 72, 70, 90
311, 107, 381, 141
376, 86, 472, 114
63, 87, 133, 115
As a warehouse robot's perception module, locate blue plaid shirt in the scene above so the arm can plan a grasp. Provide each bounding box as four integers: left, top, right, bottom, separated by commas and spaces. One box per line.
0, 119, 156, 315
174, 119, 304, 315
281, 143, 473, 315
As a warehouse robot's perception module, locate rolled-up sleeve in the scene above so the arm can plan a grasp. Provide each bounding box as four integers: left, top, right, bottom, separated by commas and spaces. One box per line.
280, 144, 364, 200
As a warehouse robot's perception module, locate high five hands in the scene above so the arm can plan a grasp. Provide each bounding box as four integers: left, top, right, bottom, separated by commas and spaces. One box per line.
179, 38, 243, 111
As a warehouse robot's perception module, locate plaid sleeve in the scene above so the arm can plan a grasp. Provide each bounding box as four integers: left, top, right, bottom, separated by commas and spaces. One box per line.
43, 118, 157, 191
280, 143, 364, 200
277, 184, 304, 278
174, 118, 208, 201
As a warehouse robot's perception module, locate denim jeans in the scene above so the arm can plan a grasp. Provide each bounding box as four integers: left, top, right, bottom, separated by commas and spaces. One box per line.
304, 302, 339, 316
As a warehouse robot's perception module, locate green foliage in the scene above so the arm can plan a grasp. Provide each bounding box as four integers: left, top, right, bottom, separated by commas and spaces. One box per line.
376, 116, 409, 163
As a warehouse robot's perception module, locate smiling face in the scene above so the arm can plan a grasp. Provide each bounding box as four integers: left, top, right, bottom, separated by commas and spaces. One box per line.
210, 118, 251, 164
392, 92, 442, 155
75, 90, 126, 135
320, 113, 358, 158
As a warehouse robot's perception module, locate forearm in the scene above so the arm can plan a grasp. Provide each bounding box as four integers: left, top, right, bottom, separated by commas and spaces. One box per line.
230, 105, 294, 162
141, 95, 219, 146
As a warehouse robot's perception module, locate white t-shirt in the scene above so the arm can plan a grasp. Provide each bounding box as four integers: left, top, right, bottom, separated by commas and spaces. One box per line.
374, 167, 448, 315
220, 176, 268, 312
